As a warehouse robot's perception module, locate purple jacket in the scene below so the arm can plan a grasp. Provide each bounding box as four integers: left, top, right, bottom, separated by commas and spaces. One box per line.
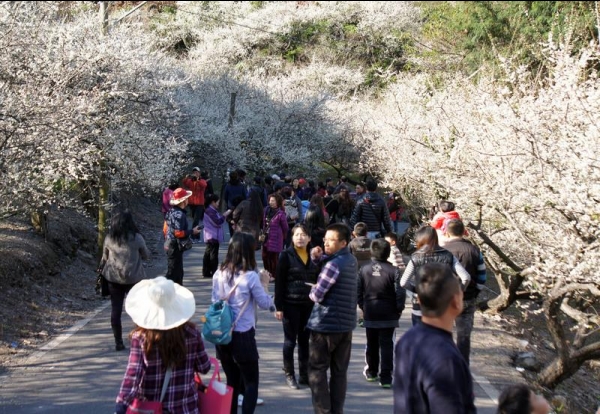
263, 207, 288, 253
204, 205, 226, 243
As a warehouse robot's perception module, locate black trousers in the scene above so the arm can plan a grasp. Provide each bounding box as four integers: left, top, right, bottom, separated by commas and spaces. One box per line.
364, 327, 395, 384
282, 302, 313, 379
165, 241, 184, 285
309, 331, 352, 414
107, 281, 134, 330
216, 329, 260, 414
203, 241, 220, 278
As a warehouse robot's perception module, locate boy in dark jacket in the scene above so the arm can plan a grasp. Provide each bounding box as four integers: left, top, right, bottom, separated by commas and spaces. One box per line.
357, 239, 406, 388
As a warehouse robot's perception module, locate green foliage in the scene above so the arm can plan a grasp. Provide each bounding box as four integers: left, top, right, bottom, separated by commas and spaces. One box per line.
250, 1, 266, 10
421, 1, 598, 77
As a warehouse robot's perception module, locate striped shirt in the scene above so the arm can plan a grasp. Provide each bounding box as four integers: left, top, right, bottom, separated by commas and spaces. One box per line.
116, 324, 211, 414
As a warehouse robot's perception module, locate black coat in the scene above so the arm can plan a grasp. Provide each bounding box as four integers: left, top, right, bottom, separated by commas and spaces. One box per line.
358, 259, 406, 328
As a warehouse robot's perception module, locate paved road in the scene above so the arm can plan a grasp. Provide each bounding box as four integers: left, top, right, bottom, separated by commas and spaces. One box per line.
0, 239, 499, 413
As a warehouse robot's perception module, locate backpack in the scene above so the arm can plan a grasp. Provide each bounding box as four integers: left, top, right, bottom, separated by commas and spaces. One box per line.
201, 275, 249, 345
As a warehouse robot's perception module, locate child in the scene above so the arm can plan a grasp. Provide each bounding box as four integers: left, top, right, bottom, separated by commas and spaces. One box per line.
349, 222, 372, 270
357, 239, 406, 389
429, 200, 466, 246
384, 232, 406, 273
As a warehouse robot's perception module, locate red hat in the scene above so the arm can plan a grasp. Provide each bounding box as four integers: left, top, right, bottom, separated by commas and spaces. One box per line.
170, 188, 192, 205
298, 178, 306, 185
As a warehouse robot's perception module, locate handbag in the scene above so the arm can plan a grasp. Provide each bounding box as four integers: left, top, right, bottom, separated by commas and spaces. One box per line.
196, 357, 233, 414
126, 366, 172, 414
202, 275, 250, 345
95, 262, 110, 297
177, 237, 193, 252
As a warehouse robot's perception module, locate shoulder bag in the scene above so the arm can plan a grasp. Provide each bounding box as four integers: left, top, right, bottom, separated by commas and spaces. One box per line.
202, 275, 250, 345
126, 366, 172, 414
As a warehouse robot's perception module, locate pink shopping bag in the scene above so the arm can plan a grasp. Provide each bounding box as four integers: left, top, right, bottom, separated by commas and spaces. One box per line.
196, 357, 233, 414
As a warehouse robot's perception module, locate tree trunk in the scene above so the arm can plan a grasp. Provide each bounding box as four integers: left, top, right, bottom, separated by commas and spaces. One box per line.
537, 357, 581, 389
97, 160, 109, 261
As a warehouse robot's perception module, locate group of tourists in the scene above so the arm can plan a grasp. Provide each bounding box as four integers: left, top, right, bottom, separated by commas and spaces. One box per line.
100, 167, 555, 414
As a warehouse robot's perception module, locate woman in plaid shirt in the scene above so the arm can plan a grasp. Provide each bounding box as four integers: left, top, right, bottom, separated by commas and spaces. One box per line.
114, 277, 212, 414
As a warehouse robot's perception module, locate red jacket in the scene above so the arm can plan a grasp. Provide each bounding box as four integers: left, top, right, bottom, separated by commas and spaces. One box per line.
182, 177, 207, 206
431, 211, 468, 235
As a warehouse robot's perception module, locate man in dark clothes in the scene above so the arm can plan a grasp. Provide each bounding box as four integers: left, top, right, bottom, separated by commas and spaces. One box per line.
393, 262, 476, 414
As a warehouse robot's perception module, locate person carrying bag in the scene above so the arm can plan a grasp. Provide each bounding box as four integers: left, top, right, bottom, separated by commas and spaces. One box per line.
114, 276, 212, 414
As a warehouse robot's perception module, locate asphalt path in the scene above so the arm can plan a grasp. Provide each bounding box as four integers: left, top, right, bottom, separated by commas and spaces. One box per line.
0, 234, 499, 413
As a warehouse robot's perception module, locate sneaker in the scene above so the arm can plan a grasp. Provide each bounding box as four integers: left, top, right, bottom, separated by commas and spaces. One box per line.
363, 371, 379, 382
238, 395, 264, 406
286, 374, 299, 389
379, 382, 392, 389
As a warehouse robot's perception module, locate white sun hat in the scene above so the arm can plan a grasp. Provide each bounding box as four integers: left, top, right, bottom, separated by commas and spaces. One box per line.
126, 276, 196, 330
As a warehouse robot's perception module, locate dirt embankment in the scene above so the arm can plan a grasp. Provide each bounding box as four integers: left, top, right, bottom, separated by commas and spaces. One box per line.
0, 193, 164, 374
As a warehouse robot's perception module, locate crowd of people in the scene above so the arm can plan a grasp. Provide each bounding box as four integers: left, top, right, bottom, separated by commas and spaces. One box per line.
104, 167, 565, 414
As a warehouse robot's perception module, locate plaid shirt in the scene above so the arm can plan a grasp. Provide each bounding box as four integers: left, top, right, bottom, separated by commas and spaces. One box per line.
309, 259, 340, 303
116, 324, 211, 414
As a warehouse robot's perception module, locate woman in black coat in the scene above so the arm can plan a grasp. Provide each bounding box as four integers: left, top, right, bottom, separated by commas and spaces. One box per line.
274, 224, 319, 389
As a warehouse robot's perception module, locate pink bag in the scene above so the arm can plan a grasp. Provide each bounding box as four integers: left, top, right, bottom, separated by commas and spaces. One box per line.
126, 366, 172, 414
126, 399, 163, 414
196, 357, 233, 414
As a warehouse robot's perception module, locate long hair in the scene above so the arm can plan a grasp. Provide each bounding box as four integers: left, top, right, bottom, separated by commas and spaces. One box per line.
336, 188, 354, 212
248, 190, 263, 222
310, 194, 325, 211
304, 205, 325, 235
109, 210, 139, 245
414, 225, 439, 253
131, 321, 195, 369
220, 232, 257, 281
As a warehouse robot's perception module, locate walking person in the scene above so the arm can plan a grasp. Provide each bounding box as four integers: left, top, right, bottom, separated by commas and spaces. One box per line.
358, 239, 406, 389
182, 166, 207, 241
232, 189, 263, 246
274, 224, 319, 389
261, 193, 289, 280
212, 232, 276, 414
393, 262, 476, 414
114, 276, 212, 414
164, 188, 202, 285
203, 194, 232, 279
400, 225, 471, 325
442, 219, 487, 365
349, 179, 393, 239
99, 210, 151, 351
307, 223, 358, 414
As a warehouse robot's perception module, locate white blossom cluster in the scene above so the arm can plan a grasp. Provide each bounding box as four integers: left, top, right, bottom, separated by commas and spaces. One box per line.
0, 3, 189, 215
354, 41, 600, 291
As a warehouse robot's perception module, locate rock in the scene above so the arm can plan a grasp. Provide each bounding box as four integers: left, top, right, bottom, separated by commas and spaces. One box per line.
514, 351, 540, 371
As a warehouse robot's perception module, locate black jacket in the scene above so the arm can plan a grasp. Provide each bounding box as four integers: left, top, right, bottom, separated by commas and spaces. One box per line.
274, 247, 319, 310
350, 192, 393, 234
358, 259, 406, 328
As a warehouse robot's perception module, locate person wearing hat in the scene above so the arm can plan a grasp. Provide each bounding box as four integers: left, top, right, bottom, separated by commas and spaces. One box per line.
164, 188, 202, 285
115, 276, 212, 414
182, 167, 207, 241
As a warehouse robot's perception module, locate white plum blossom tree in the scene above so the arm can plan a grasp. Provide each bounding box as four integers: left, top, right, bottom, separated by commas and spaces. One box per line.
354, 39, 600, 388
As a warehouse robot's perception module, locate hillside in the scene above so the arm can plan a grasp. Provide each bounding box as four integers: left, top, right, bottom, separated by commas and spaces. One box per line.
0, 193, 165, 374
